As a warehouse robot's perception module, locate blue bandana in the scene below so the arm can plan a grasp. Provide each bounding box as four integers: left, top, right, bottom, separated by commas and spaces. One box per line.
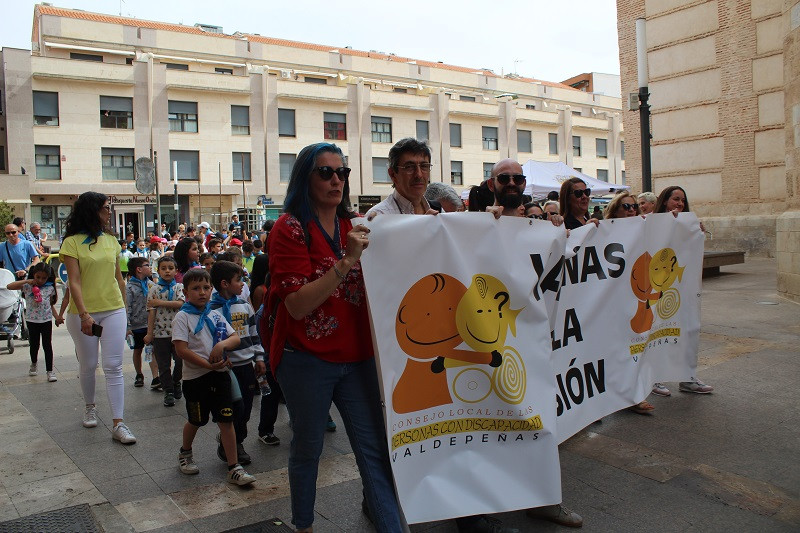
157, 278, 176, 300
43, 281, 54, 287
210, 292, 242, 323
82, 232, 104, 245
132, 277, 149, 297
179, 302, 217, 336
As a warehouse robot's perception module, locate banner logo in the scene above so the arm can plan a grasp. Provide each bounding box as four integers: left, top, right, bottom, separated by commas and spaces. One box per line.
393, 273, 525, 414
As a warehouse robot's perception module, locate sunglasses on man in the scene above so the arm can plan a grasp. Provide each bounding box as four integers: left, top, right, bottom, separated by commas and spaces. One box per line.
572, 188, 592, 198
315, 166, 351, 180
496, 174, 526, 186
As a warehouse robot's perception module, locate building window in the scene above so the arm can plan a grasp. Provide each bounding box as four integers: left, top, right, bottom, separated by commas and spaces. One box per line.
597, 169, 608, 182
596, 138, 607, 159
232, 152, 251, 182
169, 150, 199, 181
574, 168, 582, 173
517, 130, 532, 153
126, 57, 133, 65
324, 112, 346, 140
450, 123, 462, 147
372, 157, 390, 183
393, 87, 408, 94
35, 145, 61, 180
100, 96, 133, 129
371, 116, 392, 143
278, 109, 295, 137
571, 109, 582, 116
70, 52, 102, 62
460, 95, 476, 102
416, 120, 429, 142
620, 140, 625, 160
231, 105, 250, 135
304, 76, 327, 84
279, 154, 296, 183
215, 67, 233, 75
572, 136, 582, 157
33, 91, 59, 126
0, 147, 6, 171
168, 101, 198, 132
482, 126, 498, 150
525, 104, 536, 110
549, 133, 558, 155
483, 163, 494, 180
451, 161, 463, 186
621, 170, 626, 184
165, 63, 189, 70
101, 148, 134, 180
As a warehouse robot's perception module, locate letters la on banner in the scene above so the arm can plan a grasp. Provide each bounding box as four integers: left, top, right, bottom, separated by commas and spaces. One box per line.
361, 212, 703, 524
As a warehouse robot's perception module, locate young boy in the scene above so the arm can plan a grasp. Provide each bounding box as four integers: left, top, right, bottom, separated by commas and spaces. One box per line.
133, 238, 149, 258
125, 257, 160, 389
172, 268, 255, 485
207, 238, 224, 257
209, 260, 265, 466
241, 240, 255, 274
144, 256, 185, 407
216, 250, 249, 302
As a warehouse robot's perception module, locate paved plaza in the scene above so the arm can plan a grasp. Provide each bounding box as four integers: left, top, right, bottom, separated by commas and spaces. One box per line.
0, 258, 797, 532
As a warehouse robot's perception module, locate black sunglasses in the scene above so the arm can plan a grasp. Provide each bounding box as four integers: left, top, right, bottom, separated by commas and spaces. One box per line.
621, 203, 639, 211
527, 214, 546, 220
496, 174, 526, 186
572, 188, 592, 198
315, 166, 351, 181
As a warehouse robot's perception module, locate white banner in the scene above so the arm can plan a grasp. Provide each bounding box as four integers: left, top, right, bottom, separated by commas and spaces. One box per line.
361, 212, 703, 523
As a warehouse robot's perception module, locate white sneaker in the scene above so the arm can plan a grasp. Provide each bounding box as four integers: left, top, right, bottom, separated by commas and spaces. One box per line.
652, 382, 670, 396
112, 422, 137, 444
83, 404, 98, 428
28, 364, 37, 376
227, 465, 256, 486
47, 371, 58, 382
178, 449, 200, 475
679, 380, 714, 394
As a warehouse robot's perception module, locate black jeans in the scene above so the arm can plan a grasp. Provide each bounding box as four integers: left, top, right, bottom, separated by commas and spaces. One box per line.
28, 321, 54, 371
152, 337, 182, 392
257, 367, 283, 435
230, 363, 258, 444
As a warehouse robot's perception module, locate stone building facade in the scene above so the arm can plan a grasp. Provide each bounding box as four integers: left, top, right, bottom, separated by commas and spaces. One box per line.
616, 0, 800, 302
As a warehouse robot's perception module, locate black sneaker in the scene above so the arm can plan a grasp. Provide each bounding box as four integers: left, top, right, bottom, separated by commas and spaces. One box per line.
163, 392, 175, 407
150, 377, 162, 391
258, 433, 280, 446
134, 374, 144, 387
173, 381, 182, 399
237, 443, 251, 465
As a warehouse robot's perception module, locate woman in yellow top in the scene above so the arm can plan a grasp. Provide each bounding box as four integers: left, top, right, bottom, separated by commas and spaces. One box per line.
61, 192, 136, 444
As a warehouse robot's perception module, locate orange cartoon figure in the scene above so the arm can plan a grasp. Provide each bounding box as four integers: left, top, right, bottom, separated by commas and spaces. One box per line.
629, 252, 660, 333
393, 273, 483, 414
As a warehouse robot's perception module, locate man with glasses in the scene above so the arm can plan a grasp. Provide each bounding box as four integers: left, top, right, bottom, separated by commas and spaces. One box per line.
366, 138, 439, 217
29, 222, 49, 259
486, 159, 565, 227
1, 224, 41, 280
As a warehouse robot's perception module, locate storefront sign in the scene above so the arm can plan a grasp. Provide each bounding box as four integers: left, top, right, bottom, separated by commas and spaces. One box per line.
109, 195, 157, 205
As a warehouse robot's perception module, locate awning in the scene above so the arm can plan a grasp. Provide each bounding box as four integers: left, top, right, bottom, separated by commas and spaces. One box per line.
5, 199, 33, 204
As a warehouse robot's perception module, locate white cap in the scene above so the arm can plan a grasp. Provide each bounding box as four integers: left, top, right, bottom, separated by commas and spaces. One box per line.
198, 222, 210, 229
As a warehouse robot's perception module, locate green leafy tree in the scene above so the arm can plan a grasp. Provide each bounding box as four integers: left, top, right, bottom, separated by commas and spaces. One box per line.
0, 201, 14, 242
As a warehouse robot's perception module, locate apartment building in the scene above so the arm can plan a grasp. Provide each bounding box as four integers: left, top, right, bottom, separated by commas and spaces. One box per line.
0, 4, 624, 239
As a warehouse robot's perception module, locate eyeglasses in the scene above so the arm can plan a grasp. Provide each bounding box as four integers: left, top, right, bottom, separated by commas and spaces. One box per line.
621, 203, 639, 211
527, 214, 546, 220
315, 166, 351, 180
496, 174, 526, 186
572, 188, 592, 198
5, 231, 17, 235
396, 163, 433, 174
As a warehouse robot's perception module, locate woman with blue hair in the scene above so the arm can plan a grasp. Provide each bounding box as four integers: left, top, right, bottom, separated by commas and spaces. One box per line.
265, 143, 401, 532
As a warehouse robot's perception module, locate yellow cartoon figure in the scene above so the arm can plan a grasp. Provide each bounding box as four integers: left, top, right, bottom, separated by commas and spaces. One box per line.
649, 248, 684, 320
452, 275, 527, 404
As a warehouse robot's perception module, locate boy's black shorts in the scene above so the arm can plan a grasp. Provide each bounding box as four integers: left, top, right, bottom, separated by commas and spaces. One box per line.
131, 328, 147, 350
183, 371, 234, 427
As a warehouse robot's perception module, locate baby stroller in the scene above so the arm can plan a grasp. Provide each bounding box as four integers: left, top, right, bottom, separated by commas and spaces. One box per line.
0, 268, 28, 354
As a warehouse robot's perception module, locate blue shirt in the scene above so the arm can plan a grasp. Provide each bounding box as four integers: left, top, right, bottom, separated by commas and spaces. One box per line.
0, 240, 39, 273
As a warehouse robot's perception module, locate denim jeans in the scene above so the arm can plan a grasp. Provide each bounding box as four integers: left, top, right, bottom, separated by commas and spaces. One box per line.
277, 349, 402, 532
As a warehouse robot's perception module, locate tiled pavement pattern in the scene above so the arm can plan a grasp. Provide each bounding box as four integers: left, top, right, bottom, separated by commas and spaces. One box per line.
0, 258, 798, 532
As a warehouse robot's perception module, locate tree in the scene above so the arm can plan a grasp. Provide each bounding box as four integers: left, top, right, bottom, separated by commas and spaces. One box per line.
0, 201, 14, 242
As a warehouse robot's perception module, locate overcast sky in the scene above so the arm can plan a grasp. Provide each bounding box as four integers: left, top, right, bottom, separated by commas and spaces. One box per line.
1, 0, 621, 83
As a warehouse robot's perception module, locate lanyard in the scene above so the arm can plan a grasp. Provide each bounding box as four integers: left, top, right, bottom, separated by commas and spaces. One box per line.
313, 216, 343, 259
